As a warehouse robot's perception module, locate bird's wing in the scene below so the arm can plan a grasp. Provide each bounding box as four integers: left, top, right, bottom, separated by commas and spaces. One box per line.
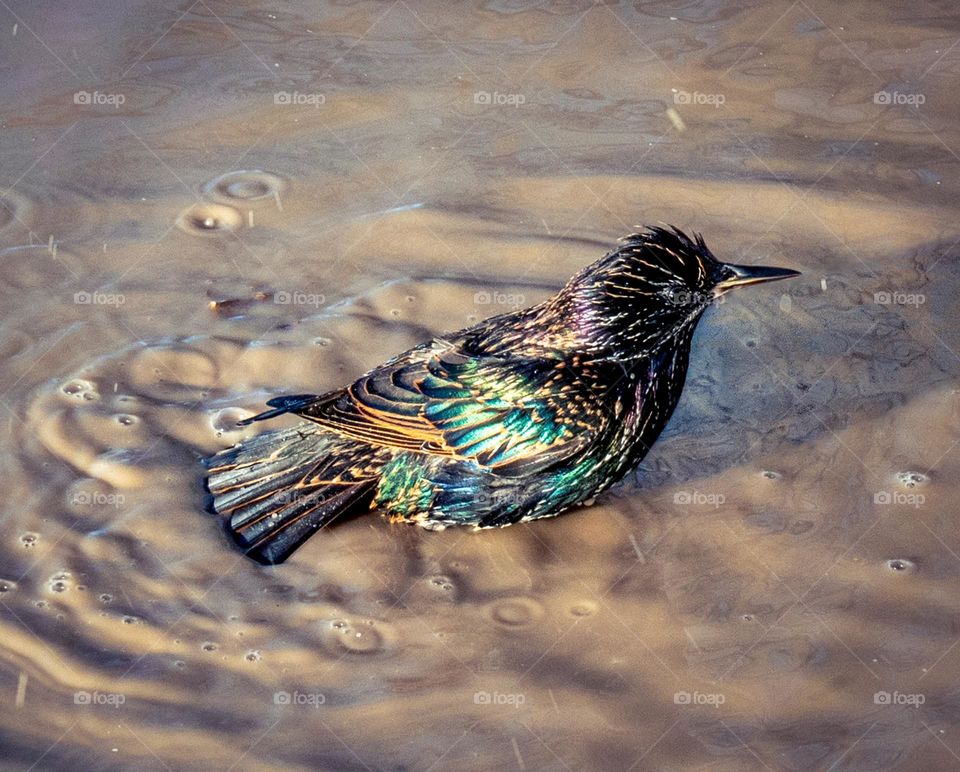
293, 343, 617, 476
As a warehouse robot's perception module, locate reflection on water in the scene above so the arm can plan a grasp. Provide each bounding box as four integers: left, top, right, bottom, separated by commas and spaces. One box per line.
2, 0, 960, 768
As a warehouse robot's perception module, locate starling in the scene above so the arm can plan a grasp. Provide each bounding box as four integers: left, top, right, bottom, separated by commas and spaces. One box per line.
205, 227, 799, 564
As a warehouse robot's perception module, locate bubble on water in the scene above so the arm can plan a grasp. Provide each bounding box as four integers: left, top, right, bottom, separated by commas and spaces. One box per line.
211, 407, 252, 433
203, 170, 286, 203
114, 414, 138, 427
895, 471, 928, 488
0, 580, 16, 593
429, 575, 455, 592
201, 642, 218, 652
488, 597, 544, 628
885, 558, 917, 574
176, 202, 243, 236
570, 601, 597, 617
61, 379, 99, 401
761, 470, 781, 480
341, 627, 385, 654
390, 308, 401, 317
99, 593, 113, 603
313, 337, 331, 347
122, 615, 140, 624
35, 600, 47, 609
742, 614, 755, 622
327, 618, 390, 654
20, 533, 38, 548
174, 660, 186, 669
244, 650, 262, 662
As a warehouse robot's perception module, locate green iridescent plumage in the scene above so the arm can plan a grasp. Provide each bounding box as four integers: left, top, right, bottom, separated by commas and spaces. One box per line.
205, 227, 799, 563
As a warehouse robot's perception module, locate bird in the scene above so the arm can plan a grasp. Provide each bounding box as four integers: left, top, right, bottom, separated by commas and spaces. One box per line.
204, 226, 799, 564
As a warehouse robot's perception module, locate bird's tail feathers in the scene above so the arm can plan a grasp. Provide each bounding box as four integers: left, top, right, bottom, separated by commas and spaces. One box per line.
237, 393, 327, 426
204, 426, 376, 564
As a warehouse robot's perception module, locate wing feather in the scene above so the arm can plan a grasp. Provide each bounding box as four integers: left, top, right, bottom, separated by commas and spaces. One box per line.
294, 342, 614, 475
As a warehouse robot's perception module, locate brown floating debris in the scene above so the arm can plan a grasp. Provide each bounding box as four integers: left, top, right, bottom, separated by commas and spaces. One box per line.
207, 287, 274, 315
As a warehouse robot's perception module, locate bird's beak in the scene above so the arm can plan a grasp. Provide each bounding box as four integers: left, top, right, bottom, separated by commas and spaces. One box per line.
715, 263, 801, 293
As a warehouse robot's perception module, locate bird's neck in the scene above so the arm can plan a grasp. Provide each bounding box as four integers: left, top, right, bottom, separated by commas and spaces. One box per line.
527, 290, 704, 364
613, 330, 694, 474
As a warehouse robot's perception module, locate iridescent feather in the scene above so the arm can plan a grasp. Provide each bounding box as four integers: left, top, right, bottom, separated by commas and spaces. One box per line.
205, 227, 799, 563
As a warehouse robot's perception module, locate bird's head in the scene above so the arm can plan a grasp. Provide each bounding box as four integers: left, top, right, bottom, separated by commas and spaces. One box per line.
551, 226, 800, 358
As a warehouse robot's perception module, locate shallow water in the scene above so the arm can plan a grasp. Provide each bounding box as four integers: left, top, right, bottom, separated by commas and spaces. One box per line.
2, 0, 960, 769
